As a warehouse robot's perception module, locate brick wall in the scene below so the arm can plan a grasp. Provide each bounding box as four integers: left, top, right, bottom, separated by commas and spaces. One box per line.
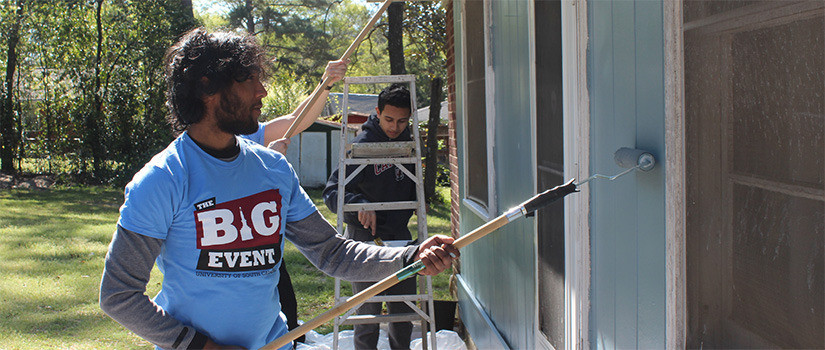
445, 0, 459, 240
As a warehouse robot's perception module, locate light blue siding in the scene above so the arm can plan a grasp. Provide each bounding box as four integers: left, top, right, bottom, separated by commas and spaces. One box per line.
454, 0, 669, 348
588, 0, 666, 349
454, 1, 538, 349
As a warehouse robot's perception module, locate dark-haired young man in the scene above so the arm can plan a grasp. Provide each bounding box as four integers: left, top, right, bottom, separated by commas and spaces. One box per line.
99, 28, 457, 350
322, 84, 419, 350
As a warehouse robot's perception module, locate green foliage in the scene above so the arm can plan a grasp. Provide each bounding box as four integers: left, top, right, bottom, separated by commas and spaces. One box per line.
6, 0, 195, 183
261, 70, 310, 119
3, 0, 449, 185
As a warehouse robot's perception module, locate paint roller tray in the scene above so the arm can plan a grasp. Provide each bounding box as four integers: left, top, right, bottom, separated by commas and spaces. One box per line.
349, 141, 416, 158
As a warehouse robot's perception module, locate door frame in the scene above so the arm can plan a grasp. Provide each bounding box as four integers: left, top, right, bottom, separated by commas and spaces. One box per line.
663, 0, 687, 349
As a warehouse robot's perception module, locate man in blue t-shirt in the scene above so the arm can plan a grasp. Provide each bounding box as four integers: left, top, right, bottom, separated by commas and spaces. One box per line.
99, 28, 458, 350
238, 57, 347, 346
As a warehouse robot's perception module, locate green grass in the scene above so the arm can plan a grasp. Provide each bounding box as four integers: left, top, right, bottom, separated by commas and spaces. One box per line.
0, 186, 162, 349
0, 185, 454, 348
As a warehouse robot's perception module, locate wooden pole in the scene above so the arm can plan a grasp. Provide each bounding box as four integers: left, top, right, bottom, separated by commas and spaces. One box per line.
282, 0, 395, 139
261, 180, 579, 349
261, 214, 511, 350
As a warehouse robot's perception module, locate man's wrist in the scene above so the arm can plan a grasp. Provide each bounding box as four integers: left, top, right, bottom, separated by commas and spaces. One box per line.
324, 83, 333, 90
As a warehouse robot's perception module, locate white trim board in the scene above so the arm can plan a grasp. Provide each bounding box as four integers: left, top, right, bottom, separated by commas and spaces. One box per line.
561, 0, 591, 349
664, 1, 686, 349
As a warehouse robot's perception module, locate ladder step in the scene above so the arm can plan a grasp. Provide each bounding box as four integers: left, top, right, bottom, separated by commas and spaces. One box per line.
344, 157, 419, 165
351, 141, 416, 158
343, 202, 419, 211
344, 74, 415, 84
337, 294, 429, 304
339, 313, 429, 325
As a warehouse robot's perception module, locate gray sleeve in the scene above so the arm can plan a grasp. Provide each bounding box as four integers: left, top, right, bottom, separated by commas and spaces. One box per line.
99, 226, 206, 349
285, 211, 419, 282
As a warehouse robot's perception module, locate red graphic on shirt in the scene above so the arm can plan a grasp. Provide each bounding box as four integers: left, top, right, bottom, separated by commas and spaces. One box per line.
374, 164, 393, 175
195, 189, 283, 250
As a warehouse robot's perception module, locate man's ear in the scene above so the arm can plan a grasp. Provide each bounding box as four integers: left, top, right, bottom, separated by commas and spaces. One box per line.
375, 106, 381, 116
202, 92, 219, 107
201, 77, 218, 104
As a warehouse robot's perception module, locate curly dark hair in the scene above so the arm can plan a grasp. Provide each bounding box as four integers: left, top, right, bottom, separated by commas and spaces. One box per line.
164, 28, 271, 131
377, 83, 411, 113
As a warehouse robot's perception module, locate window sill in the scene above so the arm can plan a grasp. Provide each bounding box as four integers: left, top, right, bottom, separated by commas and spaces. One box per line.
462, 198, 492, 222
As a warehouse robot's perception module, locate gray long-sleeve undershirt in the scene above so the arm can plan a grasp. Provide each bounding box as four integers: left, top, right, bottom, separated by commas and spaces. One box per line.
99, 210, 418, 349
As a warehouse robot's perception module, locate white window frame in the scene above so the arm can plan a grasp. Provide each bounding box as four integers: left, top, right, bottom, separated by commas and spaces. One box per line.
461, 0, 497, 221
529, 0, 591, 349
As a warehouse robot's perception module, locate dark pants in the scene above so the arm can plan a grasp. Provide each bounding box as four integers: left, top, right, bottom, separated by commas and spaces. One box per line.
278, 262, 305, 345
352, 277, 417, 350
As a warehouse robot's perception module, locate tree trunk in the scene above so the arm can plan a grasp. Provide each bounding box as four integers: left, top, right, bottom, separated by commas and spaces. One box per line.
245, 0, 255, 34
387, 2, 405, 75
424, 77, 442, 203
88, 0, 104, 179
1, 0, 23, 174
180, 0, 194, 21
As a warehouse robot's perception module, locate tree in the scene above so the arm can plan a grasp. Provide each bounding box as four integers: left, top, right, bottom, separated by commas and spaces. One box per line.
423, 77, 442, 202
224, 0, 341, 81
386, 2, 405, 75
403, 2, 446, 203
1, 0, 23, 174
87, 0, 104, 178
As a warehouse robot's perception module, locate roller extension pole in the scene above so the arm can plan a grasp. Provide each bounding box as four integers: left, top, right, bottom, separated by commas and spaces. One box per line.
282, 0, 395, 139
261, 179, 578, 350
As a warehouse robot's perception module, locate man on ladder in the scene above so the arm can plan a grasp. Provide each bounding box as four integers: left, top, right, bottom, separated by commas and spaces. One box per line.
323, 84, 418, 350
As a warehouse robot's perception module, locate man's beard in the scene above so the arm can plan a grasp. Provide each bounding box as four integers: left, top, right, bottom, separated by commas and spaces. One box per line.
215, 91, 259, 135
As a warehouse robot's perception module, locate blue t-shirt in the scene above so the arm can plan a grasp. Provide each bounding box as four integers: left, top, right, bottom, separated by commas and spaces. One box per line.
118, 132, 316, 350
240, 122, 267, 146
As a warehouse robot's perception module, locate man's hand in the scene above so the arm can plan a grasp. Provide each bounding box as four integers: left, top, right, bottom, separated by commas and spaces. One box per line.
267, 138, 290, 154
322, 59, 349, 85
417, 235, 460, 276
358, 210, 377, 236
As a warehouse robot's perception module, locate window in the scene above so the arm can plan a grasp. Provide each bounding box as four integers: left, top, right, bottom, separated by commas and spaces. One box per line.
535, 0, 564, 348
685, 1, 824, 348
464, 0, 489, 209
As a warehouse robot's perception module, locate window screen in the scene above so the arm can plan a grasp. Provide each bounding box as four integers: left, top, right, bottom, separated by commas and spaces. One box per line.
685, 2, 824, 348
464, 0, 488, 208
535, 0, 564, 348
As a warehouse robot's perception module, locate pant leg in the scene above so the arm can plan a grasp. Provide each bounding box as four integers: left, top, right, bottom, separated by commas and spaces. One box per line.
386, 277, 416, 350
277, 262, 305, 344
352, 280, 383, 350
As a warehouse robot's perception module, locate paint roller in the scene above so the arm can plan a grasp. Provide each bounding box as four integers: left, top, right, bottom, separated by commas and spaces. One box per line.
576, 147, 656, 186
261, 147, 655, 349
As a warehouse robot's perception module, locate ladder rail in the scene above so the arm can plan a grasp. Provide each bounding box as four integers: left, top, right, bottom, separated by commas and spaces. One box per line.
332, 75, 437, 350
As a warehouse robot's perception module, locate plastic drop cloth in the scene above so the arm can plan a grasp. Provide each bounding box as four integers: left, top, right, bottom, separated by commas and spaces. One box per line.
296, 329, 467, 350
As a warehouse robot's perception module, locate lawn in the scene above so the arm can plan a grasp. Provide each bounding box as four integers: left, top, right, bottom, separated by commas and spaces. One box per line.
0, 185, 454, 349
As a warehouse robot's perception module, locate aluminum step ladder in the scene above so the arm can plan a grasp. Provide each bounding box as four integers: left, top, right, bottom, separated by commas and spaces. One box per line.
332, 75, 437, 350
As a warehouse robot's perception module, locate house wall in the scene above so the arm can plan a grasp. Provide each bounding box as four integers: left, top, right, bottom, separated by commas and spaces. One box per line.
452, 1, 670, 348
453, 1, 539, 349
587, 1, 667, 349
